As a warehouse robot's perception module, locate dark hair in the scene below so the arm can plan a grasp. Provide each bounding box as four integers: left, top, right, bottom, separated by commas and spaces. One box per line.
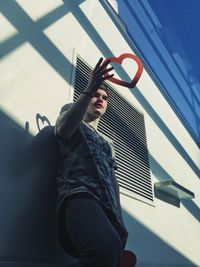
99, 83, 110, 98
59, 84, 110, 115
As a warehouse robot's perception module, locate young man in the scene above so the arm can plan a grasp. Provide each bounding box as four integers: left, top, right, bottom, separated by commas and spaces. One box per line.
55, 58, 128, 267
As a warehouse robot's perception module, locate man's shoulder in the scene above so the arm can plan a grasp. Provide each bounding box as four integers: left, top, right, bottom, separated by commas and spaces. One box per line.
59, 102, 73, 115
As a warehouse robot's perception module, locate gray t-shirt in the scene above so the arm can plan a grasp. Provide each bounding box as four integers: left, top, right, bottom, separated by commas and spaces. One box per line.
56, 120, 121, 223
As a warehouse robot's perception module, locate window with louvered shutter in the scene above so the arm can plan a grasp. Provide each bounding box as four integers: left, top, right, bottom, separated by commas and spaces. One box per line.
73, 56, 153, 204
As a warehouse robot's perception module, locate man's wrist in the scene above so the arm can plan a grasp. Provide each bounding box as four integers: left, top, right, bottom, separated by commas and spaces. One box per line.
82, 91, 93, 98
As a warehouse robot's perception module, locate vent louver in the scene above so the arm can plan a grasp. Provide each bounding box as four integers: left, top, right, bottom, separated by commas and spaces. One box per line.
73, 56, 153, 203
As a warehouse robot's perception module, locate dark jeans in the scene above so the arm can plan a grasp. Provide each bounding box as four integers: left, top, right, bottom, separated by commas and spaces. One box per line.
63, 195, 123, 267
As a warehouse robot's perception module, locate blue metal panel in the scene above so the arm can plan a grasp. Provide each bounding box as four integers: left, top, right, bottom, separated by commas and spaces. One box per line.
117, 0, 200, 146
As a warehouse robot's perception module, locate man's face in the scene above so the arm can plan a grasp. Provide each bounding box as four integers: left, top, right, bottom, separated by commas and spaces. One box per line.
86, 88, 108, 120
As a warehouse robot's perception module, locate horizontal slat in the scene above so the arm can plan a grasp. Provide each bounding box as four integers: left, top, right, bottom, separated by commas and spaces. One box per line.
105, 105, 144, 126
117, 169, 152, 192
118, 178, 153, 199
104, 100, 145, 128
98, 125, 149, 163
105, 87, 144, 120
100, 112, 147, 144
114, 141, 150, 167
99, 115, 147, 147
98, 120, 148, 153
116, 161, 151, 182
118, 180, 153, 201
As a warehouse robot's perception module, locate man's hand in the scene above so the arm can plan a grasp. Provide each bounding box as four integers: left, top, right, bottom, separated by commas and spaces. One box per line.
84, 57, 114, 96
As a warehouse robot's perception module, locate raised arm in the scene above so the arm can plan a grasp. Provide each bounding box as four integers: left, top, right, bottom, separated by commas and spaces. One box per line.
56, 58, 113, 140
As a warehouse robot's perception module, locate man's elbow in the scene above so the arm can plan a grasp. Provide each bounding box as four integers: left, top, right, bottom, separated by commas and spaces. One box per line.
55, 120, 71, 141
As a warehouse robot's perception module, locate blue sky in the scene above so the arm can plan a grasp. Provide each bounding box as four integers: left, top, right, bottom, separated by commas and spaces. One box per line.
116, 0, 200, 145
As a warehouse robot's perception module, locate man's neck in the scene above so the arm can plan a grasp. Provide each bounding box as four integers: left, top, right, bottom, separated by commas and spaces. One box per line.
83, 115, 100, 130
86, 119, 100, 130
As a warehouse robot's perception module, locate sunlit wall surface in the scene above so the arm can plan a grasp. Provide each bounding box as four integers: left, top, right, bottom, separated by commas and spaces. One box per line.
0, 1, 199, 266
116, 0, 200, 146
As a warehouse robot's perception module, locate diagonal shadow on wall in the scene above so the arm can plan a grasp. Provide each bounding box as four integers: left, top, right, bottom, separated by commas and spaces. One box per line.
106, 100, 199, 223
0, 4, 69, 59
117, 0, 200, 146
0, 0, 84, 81
0, 109, 197, 266
149, 155, 200, 222
123, 208, 197, 266
0, 0, 199, 181
0, 1, 199, 265
132, 88, 200, 179
67, 0, 200, 178
0, 110, 76, 265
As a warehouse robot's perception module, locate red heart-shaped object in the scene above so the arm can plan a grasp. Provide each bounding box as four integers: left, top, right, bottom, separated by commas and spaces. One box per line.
120, 250, 137, 267
103, 53, 143, 88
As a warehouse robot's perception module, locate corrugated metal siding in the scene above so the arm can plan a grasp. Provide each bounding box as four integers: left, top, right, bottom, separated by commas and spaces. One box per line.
73, 56, 153, 202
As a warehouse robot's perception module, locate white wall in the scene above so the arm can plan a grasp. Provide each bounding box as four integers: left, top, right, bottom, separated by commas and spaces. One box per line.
0, 0, 199, 266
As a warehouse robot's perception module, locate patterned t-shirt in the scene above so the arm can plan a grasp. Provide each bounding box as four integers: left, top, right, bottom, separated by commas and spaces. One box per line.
56, 121, 122, 224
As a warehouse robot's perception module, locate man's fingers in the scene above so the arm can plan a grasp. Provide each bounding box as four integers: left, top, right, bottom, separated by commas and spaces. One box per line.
93, 57, 103, 73
93, 58, 113, 75
101, 66, 114, 76
102, 73, 114, 81
98, 59, 111, 72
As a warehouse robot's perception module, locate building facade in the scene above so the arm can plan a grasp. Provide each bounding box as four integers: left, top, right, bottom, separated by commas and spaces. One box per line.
0, 1, 199, 266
